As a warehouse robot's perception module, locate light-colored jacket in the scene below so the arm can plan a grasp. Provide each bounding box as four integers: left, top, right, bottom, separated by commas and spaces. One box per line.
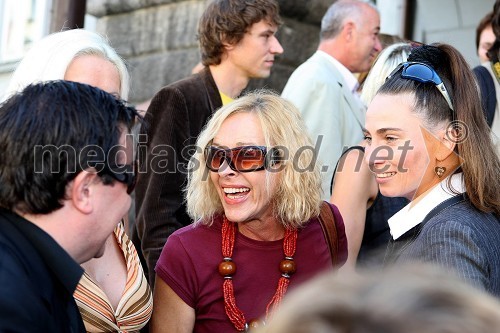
282, 51, 366, 199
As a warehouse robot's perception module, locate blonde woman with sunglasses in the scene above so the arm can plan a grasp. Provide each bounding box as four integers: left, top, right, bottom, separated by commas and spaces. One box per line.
150, 91, 348, 333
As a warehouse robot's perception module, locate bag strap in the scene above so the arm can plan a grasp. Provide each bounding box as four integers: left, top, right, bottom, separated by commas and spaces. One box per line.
318, 201, 339, 266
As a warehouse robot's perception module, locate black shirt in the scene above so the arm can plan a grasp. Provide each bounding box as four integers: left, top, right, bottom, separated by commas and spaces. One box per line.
0, 209, 85, 332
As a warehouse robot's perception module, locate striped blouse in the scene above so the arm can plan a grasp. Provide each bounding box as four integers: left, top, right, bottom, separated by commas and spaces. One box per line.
74, 222, 153, 332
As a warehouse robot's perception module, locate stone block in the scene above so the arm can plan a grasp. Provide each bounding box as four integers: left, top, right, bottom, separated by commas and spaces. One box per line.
89, 0, 332, 21
126, 48, 201, 103
87, 0, 190, 17
278, 18, 319, 67
95, 1, 205, 57
246, 62, 297, 95
278, 0, 332, 25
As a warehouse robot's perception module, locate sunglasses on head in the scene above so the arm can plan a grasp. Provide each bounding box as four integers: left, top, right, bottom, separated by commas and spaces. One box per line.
99, 160, 137, 194
387, 61, 454, 111
205, 145, 280, 173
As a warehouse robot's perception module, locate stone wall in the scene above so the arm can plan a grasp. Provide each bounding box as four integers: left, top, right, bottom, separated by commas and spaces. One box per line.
87, 0, 333, 104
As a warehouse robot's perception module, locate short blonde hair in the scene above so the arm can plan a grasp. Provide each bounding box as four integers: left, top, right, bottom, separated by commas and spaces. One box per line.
186, 90, 322, 228
360, 42, 412, 105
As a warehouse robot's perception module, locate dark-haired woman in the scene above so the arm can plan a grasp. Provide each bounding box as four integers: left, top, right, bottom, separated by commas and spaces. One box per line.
363, 43, 500, 297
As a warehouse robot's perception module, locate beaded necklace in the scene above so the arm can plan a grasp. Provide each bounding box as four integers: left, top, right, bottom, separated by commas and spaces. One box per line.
219, 216, 298, 331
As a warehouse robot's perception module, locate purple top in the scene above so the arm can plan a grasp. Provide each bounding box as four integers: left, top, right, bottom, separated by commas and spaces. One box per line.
156, 205, 346, 333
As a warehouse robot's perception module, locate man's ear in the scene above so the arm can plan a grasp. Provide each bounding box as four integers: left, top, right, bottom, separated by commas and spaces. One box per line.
343, 21, 355, 41
223, 42, 235, 51
68, 170, 97, 214
221, 33, 235, 51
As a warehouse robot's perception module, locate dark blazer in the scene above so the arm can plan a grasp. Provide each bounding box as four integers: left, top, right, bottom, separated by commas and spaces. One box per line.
385, 198, 500, 298
134, 67, 223, 284
0, 209, 85, 332
472, 64, 496, 127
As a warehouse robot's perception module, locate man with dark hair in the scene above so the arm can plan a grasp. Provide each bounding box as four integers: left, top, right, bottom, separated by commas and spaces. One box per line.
0, 80, 141, 332
134, 0, 284, 285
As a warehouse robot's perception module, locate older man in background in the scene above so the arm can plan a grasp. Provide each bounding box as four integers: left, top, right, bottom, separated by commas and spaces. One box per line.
282, 0, 381, 199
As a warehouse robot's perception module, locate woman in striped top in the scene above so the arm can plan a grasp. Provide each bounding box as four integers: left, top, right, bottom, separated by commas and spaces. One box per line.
76, 222, 153, 332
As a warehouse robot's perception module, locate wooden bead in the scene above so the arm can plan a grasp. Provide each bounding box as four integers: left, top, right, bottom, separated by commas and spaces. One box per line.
279, 259, 296, 275
218, 260, 236, 276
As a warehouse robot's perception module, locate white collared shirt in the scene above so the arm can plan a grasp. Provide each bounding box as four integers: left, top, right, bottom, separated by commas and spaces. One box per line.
316, 50, 359, 94
388, 173, 466, 240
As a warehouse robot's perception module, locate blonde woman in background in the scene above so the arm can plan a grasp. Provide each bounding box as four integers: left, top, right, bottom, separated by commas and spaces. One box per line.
5, 29, 153, 332
360, 42, 413, 104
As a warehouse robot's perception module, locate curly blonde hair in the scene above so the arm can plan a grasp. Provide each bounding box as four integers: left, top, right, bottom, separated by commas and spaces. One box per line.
185, 90, 322, 228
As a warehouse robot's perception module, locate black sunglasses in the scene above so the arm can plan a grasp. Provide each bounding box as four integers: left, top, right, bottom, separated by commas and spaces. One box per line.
387, 61, 454, 111
98, 160, 137, 194
205, 145, 280, 173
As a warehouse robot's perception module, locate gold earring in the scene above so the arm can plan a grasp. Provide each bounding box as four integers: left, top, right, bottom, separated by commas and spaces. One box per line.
434, 166, 446, 178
